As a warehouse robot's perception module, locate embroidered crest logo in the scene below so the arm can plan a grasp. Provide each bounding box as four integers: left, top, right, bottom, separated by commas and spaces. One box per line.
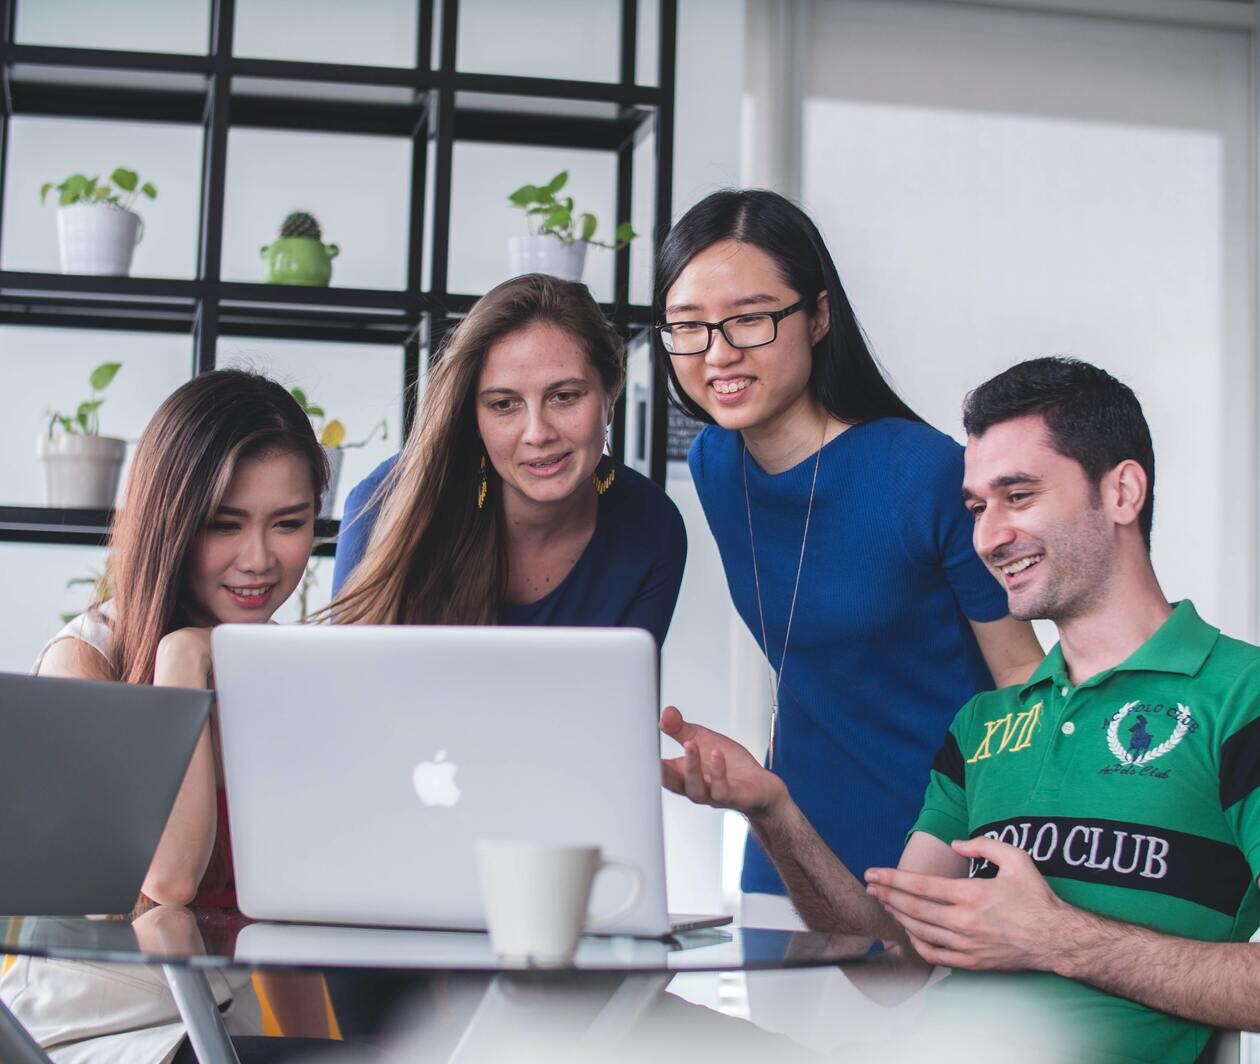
1105, 701, 1191, 765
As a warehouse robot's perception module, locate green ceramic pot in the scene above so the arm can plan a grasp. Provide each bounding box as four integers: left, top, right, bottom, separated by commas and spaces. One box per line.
260, 237, 339, 286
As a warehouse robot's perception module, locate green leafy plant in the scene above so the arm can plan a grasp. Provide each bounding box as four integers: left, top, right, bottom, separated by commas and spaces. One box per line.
47, 362, 122, 438
508, 171, 636, 249
40, 168, 157, 210
290, 387, 388, 449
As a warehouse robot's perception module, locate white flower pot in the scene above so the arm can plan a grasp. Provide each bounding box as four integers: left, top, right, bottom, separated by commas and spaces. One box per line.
320, 445, 344, 519
507, 235, 587, 283
37, 434, 127, 508
56, 204, 144, 276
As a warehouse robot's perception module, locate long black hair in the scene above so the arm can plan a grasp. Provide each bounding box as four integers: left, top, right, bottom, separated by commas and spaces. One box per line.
654, 188, 921, 426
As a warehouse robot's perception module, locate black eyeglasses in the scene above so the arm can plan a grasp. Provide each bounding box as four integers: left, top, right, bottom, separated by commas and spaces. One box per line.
657, 299, 809, 356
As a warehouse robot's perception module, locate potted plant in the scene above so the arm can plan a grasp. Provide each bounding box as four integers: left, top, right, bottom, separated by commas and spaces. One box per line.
38, 362, 127, 508
40, 168, 157, 276
506, 171, 637, 282
262, 212, 340, 286
290, 387, 388, 517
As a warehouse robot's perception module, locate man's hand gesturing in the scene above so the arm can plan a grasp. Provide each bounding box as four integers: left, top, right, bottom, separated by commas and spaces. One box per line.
660, 705, 787, 819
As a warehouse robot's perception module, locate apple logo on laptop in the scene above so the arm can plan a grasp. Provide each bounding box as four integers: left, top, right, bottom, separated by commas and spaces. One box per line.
412, 749, 461, 807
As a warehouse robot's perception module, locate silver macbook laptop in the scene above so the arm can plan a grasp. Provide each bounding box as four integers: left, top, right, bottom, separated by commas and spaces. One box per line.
212, 625, 729, 937
0, 671, 211, 915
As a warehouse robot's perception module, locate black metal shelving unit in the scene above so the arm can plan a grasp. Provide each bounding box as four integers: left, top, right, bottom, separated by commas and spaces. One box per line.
0, 0, 677, 557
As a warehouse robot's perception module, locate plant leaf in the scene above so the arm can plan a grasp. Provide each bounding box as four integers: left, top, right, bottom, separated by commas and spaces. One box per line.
89, 362, 121, 391
39, 182, 52, 204
141, 182, 157, 199
544, 206, 571, 231
110, 167, 138, 192
291, 387, 308, 409
545, 171, 569, 194
320, 419, 346, 447
306, 405, 325, 419
508, 184, 542, 207
614, 222, 638, 244
579, 213, 597, 241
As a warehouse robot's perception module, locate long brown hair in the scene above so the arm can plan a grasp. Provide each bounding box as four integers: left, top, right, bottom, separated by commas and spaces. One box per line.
102, 370, 327, 685
329, 273, 624, 626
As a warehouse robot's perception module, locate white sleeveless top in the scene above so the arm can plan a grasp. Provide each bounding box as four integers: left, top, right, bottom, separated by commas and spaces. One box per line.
3, 604, 261, 1063
31, 602, 117, 675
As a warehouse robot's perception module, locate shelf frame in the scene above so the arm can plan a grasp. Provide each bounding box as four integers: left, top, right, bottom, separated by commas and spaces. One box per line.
0, 0, 678, 549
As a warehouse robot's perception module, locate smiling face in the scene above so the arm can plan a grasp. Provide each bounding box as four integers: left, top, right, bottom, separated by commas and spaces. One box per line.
475, 321, 610, 511
184, 449, 316, 624
664, 239, 828, 433
963, 414, 1113, 623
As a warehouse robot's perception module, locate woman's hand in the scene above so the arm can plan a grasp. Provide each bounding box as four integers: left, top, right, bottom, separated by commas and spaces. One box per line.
154, 628, 214, 689
660, 705, 788, 819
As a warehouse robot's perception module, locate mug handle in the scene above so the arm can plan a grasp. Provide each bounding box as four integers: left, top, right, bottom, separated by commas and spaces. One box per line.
584, 860, 643, 933
325, 243, 340, 258
134, 216, 145, 246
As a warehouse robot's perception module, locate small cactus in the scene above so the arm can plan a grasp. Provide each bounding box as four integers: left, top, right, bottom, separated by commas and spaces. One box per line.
280, 211, 322, 240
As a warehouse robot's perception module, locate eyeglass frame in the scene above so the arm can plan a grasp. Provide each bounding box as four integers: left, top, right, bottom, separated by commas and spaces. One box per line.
656, 298, 811, 356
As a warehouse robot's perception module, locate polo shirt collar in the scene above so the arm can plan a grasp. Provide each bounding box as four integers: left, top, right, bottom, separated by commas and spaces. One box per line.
1018, 599, 1218, 698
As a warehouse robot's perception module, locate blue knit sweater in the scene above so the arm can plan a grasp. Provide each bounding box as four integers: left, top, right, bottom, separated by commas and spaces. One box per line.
689, 418, 1009, 893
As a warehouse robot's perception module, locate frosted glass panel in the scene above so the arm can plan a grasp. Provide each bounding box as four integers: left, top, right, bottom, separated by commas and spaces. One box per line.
0, 327, 191, 506
15, 0, 210, 54
216, 338, 402, 520
2, 117, 204, 279
222, 128, 411, 290
457, 0, 619, 82
234, 0, 417, 67
0, 544, 109, 672
449, 143, 617, 302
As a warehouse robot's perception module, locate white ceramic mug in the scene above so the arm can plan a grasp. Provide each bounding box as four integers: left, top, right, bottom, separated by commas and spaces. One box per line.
476, 841, 643, 966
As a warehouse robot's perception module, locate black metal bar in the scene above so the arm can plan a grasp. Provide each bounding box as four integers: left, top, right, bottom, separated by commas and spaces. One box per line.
454, 108, 641, 151
1, 44, 214, 74
7, 81, 205, 124
418, 0, 435, 74
620, 0, 638, 87
650, 0, 677, 486
449, 72, 660, 106
231, 94, 422, 136
402, 0, 433, 440
0, 271, 205, 297
428, 0, 458, 304
194, 0, 233, 377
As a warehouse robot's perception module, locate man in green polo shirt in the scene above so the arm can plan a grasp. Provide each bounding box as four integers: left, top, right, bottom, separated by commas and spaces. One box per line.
661, 357, 1260, 1061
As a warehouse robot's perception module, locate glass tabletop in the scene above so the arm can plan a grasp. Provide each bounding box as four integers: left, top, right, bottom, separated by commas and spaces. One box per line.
0, 908, 879, 974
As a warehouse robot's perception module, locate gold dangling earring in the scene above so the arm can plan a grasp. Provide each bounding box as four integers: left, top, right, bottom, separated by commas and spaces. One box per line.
591, 453, 615, 495
477, 454, 488, 510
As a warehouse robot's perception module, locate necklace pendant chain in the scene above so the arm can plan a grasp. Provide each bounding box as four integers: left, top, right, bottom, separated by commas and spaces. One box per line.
743, 420, 827, 773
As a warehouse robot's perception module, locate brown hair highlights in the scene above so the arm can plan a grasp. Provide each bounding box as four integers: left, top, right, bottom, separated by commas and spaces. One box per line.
327, 273, 624, 627
103, 369, 327, 685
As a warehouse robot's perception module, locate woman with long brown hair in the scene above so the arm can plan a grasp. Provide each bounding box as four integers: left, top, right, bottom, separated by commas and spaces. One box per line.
9, 369, 332, 1061
330, 273, 686, 647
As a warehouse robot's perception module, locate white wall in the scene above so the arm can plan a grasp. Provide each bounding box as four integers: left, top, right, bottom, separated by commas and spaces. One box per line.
796, 0, 1256, 644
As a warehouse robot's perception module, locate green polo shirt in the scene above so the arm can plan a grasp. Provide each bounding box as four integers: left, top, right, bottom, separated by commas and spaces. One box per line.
911, 600, 1260, 1063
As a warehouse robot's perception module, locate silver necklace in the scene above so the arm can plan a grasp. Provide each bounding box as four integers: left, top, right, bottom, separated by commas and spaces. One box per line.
742, 420, 826, 772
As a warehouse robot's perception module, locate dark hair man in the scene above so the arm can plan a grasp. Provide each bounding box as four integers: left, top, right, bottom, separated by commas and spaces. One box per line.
663, 357, 1260, 1062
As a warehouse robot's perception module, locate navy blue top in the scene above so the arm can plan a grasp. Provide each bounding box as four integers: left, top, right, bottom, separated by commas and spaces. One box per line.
689, 418, 1010, 894
332, 455, 687, 647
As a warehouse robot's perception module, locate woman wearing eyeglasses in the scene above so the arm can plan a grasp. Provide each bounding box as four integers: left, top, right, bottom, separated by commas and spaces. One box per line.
655, 189, 1044, 929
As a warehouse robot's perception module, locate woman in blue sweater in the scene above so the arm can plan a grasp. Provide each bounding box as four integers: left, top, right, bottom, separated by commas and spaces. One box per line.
656, 189, 1043, 926
330, 272, 685, 644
